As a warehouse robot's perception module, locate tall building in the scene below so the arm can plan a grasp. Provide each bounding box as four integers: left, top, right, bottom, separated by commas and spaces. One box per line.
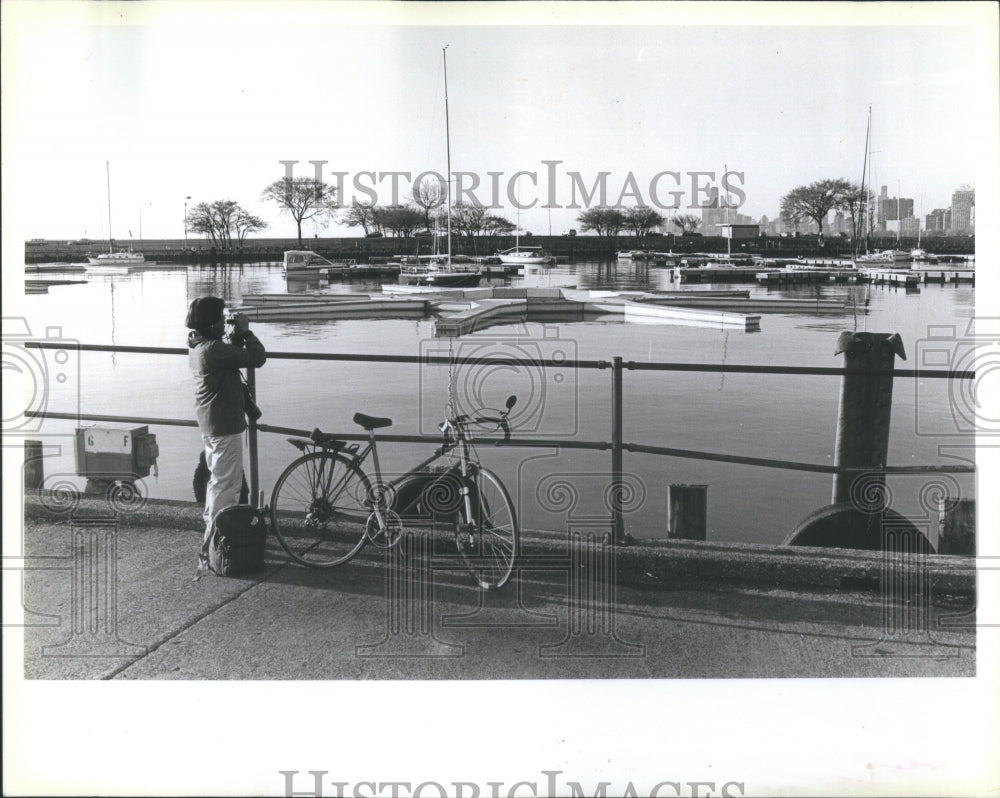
899, 217, 920, 237
700, 187, 726, 236
875, 185, 914, 228
926, 208, 951, 232
950, 187, 975, 232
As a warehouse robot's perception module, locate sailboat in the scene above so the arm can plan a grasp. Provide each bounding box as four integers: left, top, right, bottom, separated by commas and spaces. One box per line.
852, 110, 911, 267
397, 47, 482, 289
87, 162, 150, 270
497, 175, 554, 266
910, 197, 935, 262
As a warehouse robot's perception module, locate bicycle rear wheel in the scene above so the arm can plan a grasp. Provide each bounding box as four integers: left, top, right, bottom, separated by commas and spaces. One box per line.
270, 451, 372, 567
454, 466, 518, 590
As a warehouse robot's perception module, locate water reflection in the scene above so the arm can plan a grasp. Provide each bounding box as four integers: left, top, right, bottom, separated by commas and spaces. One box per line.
21, 260, 976, 545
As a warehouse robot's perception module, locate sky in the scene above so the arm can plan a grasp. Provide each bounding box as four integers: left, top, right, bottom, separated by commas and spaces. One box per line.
2, 2, 994, 243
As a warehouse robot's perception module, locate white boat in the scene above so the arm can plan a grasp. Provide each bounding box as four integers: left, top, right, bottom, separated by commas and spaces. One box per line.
87, 162, 150, 270
855, 249, 911, 265
283, 250, 355, 274
497, 246, 554, 266
87, 250, 147, 267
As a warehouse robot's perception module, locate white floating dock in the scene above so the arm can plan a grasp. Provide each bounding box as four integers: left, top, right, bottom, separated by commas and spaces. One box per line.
232, 297, 429, 322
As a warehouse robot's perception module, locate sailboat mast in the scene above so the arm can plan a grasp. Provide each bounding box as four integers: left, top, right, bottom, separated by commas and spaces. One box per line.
105, 161, 113, 254
858, 106, 871, 256
866, 107, 873, 249
443, 46, 452, 263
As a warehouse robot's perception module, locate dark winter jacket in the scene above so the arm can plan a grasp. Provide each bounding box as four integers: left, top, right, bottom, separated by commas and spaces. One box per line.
188, 330, 267, 436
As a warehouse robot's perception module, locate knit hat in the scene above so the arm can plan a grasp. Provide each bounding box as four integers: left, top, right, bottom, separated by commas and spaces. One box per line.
185, 296, 225, 330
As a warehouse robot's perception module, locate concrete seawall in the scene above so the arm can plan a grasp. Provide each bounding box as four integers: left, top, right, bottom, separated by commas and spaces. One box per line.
23, 493, 975, 603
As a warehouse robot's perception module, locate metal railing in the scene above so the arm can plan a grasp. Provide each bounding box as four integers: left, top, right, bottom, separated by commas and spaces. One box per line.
25, 341, 975, 543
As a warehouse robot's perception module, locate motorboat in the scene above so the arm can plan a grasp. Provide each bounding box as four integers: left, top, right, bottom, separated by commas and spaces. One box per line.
283, 250, 355, 274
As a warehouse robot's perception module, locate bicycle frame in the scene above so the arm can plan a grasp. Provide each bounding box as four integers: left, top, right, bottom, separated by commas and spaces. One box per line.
349, 423, 478, 538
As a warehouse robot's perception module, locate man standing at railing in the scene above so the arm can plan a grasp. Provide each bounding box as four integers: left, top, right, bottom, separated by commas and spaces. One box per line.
186, 296, 267, 571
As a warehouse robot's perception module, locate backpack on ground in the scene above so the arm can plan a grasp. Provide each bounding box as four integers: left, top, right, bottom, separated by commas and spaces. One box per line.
207, 504, 267, 576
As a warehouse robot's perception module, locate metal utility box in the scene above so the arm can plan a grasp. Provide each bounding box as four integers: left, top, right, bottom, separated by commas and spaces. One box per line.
74, 425, 159, 481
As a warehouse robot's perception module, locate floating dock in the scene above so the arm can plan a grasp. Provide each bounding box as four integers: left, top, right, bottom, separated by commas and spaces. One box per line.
433, 287, 762, 336
232, 283, 869, 334
232, 296, 429, 322
857, 269, 922, 287
909, 267, 975, 284
638, 294, 849, 313
755, 269, 859, 286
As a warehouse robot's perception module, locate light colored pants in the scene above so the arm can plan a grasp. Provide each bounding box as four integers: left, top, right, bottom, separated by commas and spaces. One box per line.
201, 432, 245, 550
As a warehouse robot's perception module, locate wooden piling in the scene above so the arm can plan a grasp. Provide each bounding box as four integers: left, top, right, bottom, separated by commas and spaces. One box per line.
938, 498, 975, 555
667, 484, 707, 540
24, 440, 44, 490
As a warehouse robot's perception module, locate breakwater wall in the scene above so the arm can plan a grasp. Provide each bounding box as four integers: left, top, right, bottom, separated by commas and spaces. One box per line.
25, 234, 976, 265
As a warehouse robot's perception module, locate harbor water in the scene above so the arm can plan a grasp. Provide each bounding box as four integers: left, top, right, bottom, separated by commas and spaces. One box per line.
19, 260, 976, 547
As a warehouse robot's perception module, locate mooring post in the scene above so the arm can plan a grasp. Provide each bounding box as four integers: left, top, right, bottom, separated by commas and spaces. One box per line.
246, 367, 260, 505
24, 440, 44, 491
938, 498, 975, 555
611, 356, 625, 544
831, 331, 906, 506
667, 484, 707, 540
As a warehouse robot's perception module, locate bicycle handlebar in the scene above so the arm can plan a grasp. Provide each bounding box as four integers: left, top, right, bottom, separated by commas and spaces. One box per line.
440, 395, 517, 443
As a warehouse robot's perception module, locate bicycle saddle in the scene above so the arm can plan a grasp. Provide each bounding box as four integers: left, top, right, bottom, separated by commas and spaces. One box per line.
353, 412, 393, 430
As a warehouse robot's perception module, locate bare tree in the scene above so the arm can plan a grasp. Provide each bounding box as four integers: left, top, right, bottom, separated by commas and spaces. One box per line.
452, 202, 488, 252
379, 205, 426, 238
780, 178, 853, 236
833, 181, 871, 243
186, 200, 265, 247
624, 206, 665, 238
670, 214, 702, 234
412, 177, 445, 231
577, 207, 625, 237
261, 177, 338, 245
341, 199, 378, 236
234, 208, 267, 244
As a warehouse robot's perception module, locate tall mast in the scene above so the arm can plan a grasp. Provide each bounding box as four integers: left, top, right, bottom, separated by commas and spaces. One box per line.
866, 107, 872, 251
106, 161, 113, 254
857, 106, 871, 257
443, 46, 452, 263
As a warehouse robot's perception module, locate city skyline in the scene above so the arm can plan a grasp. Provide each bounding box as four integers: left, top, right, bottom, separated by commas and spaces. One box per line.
2, 4, 990, 244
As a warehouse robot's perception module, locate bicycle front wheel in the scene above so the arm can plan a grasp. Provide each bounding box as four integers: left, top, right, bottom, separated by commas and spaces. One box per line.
270, 451, 373, 568
454, 466, 518, 590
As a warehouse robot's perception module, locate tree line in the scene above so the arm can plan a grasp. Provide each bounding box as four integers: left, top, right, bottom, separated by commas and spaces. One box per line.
778, 178, 869, 238
186, 175, 873, 247
186, 176, 709, 248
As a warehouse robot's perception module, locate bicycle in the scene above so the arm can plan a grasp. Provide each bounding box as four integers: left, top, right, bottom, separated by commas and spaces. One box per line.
270, 395, 519, 590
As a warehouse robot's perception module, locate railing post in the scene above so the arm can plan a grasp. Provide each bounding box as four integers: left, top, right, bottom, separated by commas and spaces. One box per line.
611, 356, 625, 544
246, 366, 260, 507
831, 332, 906, 505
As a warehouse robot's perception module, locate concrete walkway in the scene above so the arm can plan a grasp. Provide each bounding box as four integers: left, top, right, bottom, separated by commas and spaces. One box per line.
16, 496, 975, 680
